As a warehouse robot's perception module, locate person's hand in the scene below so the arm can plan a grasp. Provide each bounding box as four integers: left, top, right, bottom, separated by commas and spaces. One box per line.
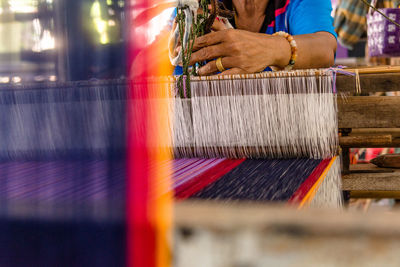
190, 28, 291, 75
169, 14, 232, 65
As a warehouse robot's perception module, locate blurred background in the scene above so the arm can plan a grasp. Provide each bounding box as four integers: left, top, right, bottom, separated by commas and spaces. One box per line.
0, 0, 126, 82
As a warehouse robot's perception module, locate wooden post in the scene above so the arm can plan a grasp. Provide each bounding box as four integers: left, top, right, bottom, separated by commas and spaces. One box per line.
340, 128, 352, 175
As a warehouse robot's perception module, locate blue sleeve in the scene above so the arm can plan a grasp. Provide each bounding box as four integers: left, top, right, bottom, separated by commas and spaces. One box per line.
286, 0, 337, 39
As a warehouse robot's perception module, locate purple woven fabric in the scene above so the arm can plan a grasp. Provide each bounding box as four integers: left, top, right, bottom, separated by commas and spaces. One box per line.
0, 160, 126, 222
368, 8, 400, 57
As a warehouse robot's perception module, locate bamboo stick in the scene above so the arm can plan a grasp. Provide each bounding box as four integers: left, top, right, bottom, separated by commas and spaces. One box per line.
341, 65, 400, 74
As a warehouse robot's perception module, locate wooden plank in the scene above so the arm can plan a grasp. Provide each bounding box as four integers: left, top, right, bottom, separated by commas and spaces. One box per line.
338, 96, 400, 128
337, 73, 400, 94
342, 171, 400, 191
350, 163, 392, 172
175, 201, 400, 234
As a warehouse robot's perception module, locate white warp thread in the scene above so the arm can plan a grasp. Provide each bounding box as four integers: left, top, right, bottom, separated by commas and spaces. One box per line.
310, 158, 343, 209
170, 70, 338, 159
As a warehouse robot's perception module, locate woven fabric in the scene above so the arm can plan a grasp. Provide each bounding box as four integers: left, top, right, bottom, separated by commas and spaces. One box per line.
173, 158, 333, 204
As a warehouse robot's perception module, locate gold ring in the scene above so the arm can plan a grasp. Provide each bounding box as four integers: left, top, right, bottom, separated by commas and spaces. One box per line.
216, 57, 225, 72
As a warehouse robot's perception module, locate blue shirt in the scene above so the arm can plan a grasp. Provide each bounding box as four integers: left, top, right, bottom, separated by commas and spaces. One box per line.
174, 0, 337, 74
285, 0, 337, 38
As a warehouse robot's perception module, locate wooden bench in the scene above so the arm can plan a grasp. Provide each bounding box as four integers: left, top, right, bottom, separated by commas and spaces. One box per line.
175, 201, 400, 266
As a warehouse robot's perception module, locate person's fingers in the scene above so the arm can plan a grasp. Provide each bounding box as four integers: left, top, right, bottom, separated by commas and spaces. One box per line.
212, 18, 228, 31
197, 57, 235, 76
219, 67, 243, 75
189, 44, 227, 65
193, 29, 233, 50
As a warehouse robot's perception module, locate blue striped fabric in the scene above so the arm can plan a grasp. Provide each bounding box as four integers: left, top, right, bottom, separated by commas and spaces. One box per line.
193, 158, 322, 201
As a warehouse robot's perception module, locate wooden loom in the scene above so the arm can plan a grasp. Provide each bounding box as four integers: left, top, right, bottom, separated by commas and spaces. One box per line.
160, 68, 342, 208
166, 0, 400, 202
0, 65, 396, 216
170, 65, 400, 265
167, 65, 400, 203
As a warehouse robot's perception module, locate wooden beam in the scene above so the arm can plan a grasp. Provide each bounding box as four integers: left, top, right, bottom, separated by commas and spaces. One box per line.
338, 96, 400, 128
345, 137, 400, 148
351, 128, 400, 137
350, 190, 400, 199
337, 73, 400, 94
339, 134, 392, 147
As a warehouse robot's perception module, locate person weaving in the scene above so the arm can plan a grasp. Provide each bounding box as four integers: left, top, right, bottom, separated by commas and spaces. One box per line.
171, 0, 337, 75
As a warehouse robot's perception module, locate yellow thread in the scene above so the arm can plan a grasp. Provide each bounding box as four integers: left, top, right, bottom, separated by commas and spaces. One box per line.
355, 69, 361, 95
298, 156, 337, 209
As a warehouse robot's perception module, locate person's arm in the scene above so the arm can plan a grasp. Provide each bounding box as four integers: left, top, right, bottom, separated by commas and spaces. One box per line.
190, 0, 337, 75
287, 32, 337, 69
189, 29, 336, 75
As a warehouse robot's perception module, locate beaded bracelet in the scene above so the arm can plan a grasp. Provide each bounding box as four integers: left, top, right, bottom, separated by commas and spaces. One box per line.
271, 31, 297, 71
